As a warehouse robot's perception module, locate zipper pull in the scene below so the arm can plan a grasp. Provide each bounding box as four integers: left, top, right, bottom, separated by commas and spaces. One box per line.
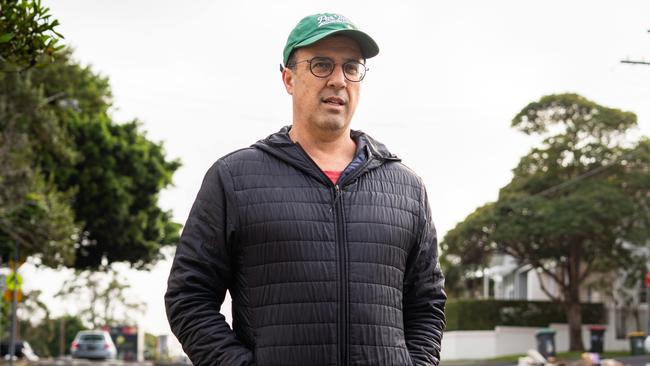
330, 185, 341, 213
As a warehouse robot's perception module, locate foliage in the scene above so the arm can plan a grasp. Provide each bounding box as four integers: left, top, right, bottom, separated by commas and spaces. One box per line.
0, 47, 181, 269
440, 254, 487, 298
56, 268, 146, 328
0, 1, 75, 265
63, 117, 182, 269
0, 0, 63, 70
29, 49, 181, 269
593, 251, 649, 332
445, 299, 605, 331
0, 288, 85, 357
20, 315, 86, 357
442, 93, 650, 350
144, 332, 157, 360
0, 56, 77, 267
1, 0, 179, 269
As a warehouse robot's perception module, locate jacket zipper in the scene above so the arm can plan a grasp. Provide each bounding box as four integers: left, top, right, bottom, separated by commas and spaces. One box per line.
334, 151, 374, 366
332, 184, 348, 365
293, 142, 377, 366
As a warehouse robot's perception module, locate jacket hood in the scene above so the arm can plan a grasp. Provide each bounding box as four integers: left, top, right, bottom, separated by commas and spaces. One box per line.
252, 126, 400, 185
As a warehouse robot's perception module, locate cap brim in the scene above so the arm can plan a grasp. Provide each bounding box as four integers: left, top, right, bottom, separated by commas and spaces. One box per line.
294, 28, 379, 60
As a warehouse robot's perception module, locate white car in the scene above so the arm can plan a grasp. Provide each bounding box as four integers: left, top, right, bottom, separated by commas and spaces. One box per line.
70, 330, 117, 360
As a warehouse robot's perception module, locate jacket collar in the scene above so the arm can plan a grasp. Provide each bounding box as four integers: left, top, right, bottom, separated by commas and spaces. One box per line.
252, 125, 400, 185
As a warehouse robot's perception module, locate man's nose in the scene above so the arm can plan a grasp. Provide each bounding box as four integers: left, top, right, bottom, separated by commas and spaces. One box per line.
326, 64, 347, 89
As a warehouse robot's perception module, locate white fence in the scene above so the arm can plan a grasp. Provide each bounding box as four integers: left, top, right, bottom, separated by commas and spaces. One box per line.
441, 323, 630, 360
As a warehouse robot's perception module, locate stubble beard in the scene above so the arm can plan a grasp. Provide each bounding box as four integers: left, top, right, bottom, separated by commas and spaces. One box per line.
312, 104, 352, 133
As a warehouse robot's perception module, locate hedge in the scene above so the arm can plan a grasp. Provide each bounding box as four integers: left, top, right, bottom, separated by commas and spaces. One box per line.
444, 299, 606, 331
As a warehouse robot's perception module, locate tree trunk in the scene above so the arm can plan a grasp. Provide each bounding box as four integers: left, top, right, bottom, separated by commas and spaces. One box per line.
566, 301, 584, 351
566, 243, 584, 351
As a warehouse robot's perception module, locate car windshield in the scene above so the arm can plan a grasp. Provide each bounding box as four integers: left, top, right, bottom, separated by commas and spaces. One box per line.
79, 334, 105, 341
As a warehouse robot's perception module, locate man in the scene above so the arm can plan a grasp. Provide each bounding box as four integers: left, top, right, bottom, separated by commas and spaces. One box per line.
165, 13, 446, 366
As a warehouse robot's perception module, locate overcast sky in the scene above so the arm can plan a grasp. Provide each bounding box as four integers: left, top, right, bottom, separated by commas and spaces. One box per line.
18, 0, 650, 351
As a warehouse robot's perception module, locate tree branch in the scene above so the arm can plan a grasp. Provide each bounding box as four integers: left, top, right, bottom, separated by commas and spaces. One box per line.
578, 259, 594, 283
535, 268, 562, 303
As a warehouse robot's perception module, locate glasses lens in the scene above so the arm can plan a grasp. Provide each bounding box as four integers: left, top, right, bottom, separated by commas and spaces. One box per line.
343, 61, 366, 82
310, 58, 334, 77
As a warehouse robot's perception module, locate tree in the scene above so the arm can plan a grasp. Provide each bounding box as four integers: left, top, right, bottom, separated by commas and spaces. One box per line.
17, 297, 87, 357
0, 0, 64, 70
0, 288, 86, 357
0, 60, 77, 267
144, 332, 158, 360
442, 93, 650, 351
28, 49, 182, 269
1, 47, 181, 269
0, 0, 76, 266
56, 268, 146, 329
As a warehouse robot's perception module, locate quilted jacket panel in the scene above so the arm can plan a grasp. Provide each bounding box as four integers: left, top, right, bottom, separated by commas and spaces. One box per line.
165, 127, 446, 366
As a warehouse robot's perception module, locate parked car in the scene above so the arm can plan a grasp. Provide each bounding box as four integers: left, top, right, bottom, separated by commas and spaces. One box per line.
70, 330, 117, 360
0, 340, 39, 361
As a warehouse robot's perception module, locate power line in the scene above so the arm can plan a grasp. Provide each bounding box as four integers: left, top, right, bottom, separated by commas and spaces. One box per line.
621, 60, 650, 66
620, 29, 650, 66
508, 145, 647, 208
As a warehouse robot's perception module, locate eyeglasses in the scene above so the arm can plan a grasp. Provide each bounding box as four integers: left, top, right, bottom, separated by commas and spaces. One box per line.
289, 56, 368, 82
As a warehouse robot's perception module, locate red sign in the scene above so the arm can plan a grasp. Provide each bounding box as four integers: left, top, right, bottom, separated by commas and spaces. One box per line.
645, 272, 650, 288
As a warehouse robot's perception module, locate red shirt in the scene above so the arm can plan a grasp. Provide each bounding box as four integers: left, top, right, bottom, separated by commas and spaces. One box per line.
323, 170, 342, 184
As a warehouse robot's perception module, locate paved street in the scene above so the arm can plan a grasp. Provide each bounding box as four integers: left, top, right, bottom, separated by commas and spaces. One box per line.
27, 359, 192, 366
32, 361, 151, 366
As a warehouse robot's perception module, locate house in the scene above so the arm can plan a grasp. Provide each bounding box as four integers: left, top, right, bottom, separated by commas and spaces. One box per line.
441, 254, 648, 360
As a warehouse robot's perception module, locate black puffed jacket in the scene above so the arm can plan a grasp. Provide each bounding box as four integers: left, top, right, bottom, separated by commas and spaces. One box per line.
165, 127, 446, 366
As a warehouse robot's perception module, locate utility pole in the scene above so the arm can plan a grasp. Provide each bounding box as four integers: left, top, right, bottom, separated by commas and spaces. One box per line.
8, 243, 18, 366
59, 317, 66, 358
621, 30, 650, 66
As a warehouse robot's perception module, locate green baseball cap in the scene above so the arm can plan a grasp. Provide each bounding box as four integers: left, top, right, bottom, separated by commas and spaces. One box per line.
283, 13, 379, 66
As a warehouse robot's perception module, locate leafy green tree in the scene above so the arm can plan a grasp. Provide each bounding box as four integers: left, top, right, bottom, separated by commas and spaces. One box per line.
0, 0, 75, 266
56, 268, 145, 328
20, 316, 87, 357
442, 94, 650, 351
27, 49, 182, 269
593, 252, 648, 335
144, 332, 158, 360
0, 66, 77, 267
1, 47, 181, 269
440, 253, 485, 299
0, 0, 63, 70
0, 288, 85, 357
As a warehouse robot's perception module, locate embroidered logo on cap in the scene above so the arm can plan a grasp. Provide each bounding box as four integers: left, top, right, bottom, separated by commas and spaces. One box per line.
317, 14, 355, 28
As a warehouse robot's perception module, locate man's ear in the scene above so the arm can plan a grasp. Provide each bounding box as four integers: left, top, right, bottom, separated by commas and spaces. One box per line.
282, 68, 294, 95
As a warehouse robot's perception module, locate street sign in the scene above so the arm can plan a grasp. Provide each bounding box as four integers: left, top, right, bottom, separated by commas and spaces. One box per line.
3, 289, 23, 302
5, 271, 23, 291
646, 272, 650, 288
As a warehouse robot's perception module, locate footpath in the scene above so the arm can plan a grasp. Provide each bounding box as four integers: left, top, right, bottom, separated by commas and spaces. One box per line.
440, 354, 650, 366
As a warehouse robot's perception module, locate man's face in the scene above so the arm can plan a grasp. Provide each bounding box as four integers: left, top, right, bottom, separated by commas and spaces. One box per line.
283, 36, 363, 134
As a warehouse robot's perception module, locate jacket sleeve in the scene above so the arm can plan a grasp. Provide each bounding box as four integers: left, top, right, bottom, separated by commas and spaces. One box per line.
403, 185, 447, 366
165, 160, 254, 366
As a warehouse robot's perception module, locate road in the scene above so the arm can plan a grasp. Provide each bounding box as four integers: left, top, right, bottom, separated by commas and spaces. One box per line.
30, 360, 187, 366
32, 361, 152, 366
25, 356, 650, 366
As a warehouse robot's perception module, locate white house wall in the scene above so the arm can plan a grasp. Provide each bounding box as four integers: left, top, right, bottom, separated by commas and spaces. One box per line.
527, 269, 551, 301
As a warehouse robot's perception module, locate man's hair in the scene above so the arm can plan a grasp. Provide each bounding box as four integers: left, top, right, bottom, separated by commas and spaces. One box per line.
285, 51, 297, 69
